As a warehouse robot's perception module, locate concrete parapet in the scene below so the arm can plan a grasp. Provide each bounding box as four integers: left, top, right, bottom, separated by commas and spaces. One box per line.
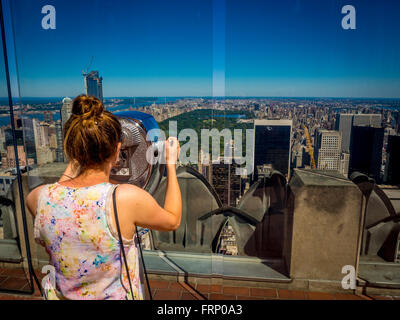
286, 169, 365, 286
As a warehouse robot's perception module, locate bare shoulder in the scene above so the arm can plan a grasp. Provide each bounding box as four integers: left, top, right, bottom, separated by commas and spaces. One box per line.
26, 184, 46, 217
112, 184, 154, 224
115, 183, 148, 200
114, 183, 157, 213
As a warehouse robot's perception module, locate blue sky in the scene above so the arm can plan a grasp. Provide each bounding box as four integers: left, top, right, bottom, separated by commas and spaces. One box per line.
1, 0, 400, 98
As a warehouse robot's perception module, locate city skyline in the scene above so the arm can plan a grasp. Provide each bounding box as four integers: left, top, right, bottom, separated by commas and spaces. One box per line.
1, 0, 400, 98
2, 96, 400, 101
1, 0, 400, 301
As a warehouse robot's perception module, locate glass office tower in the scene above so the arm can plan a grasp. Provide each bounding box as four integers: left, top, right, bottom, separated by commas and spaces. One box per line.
253, 119, 292, 177
349, 125, 384, 182
336, 113, 382, 153
384, 135, 400, 185
83, 71, 103, 102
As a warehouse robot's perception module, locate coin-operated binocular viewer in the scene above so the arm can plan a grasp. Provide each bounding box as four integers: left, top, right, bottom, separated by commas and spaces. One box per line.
111, 111, 165, 195
111, 111, 166, 299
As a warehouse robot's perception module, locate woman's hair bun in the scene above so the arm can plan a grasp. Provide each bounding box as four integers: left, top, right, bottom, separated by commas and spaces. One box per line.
72, 94, 104, 119
63, 94, 122, 172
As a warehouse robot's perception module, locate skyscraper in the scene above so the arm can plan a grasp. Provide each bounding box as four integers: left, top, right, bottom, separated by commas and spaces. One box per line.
349, 126, 384, 182
212, 159, 242, 206
211, 140, 243, 206
49, 124, 58, 163
39, 122, 50, 147
336, 113, 382, 153
5, 127, 24, 147
384, 135, 400, 185
61, 97, 73, 132
335, 114, 353, 153
1, 146, 28, 169
253, 119, 292, 177
55, 120, 64, 162
314, 129, 341, 171
83, 71, 103, 102
1, 126, 34, 169
32, 118, 42, 148
21, 117, 37, 164
394, 111, 400, 135
339, 153, 350, 177
32, 118, 53, 166
44, 111, 54, 123
198, 149, 212, 184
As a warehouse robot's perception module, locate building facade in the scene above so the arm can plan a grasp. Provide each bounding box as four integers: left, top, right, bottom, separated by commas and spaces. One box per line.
212, 158, 242, 207
83, 71, 103, 102
339, 153, 350, 177
1, 146, 28, 169
55, 120, 64, 162
336, 113, 382, 153
253, 119, 292, 177
61, 97, 73, 132
314, 129, 341, 171
384, 135, 400, 185
349, 125, 384, 182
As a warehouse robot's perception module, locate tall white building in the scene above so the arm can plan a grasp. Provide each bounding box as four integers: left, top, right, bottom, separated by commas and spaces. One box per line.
36, 145, 53, 166
61, 97, 73, 132
32, 119, 54, 166
39, 122, 50, 147
32, 119, 42, 148
314, 129, 341, 171
339, 153, 350, 177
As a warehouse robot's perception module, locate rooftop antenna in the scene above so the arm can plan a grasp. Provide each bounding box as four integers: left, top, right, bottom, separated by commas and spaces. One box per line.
82, 56, 94, 75
82, 56, 94, 96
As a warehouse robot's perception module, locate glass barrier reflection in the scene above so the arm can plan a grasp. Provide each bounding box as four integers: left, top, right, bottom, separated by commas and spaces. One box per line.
0, 0, 34, 293
8, 0, 216, 296
2, 0, 399, 299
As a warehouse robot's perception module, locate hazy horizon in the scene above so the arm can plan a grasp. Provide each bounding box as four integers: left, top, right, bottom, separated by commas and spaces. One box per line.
2, 96, 400, 101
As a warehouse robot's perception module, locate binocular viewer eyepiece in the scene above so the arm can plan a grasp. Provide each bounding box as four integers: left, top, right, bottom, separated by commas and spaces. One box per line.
110, 111, 165, 195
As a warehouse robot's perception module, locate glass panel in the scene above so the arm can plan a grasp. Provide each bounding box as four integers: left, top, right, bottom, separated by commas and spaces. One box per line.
225, 0, 400, 287
0, 0, 33, 293
0, 1, 9, 244
5, 0, 400, 298
9, 0, 217, 295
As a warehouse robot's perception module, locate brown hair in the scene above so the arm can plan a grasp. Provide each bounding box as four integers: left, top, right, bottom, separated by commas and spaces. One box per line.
63, 95, 121, 172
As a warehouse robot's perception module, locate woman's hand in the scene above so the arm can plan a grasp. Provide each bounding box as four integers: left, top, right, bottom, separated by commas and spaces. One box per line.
165, 137, 180, 166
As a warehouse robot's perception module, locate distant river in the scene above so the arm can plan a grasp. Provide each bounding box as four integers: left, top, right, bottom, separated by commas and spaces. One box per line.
0, 113, 61, 127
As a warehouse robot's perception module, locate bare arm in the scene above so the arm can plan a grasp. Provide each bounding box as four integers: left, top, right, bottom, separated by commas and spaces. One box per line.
117, 137, 182, 231
162, 163, 182, 229
26, 185, 45, 217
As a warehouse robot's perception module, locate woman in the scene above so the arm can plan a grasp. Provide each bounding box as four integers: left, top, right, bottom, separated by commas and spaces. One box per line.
26, 95, 181, 300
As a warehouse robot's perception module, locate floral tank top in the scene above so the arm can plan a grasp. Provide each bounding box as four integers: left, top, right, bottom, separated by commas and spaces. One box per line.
34, 182, 144, 300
